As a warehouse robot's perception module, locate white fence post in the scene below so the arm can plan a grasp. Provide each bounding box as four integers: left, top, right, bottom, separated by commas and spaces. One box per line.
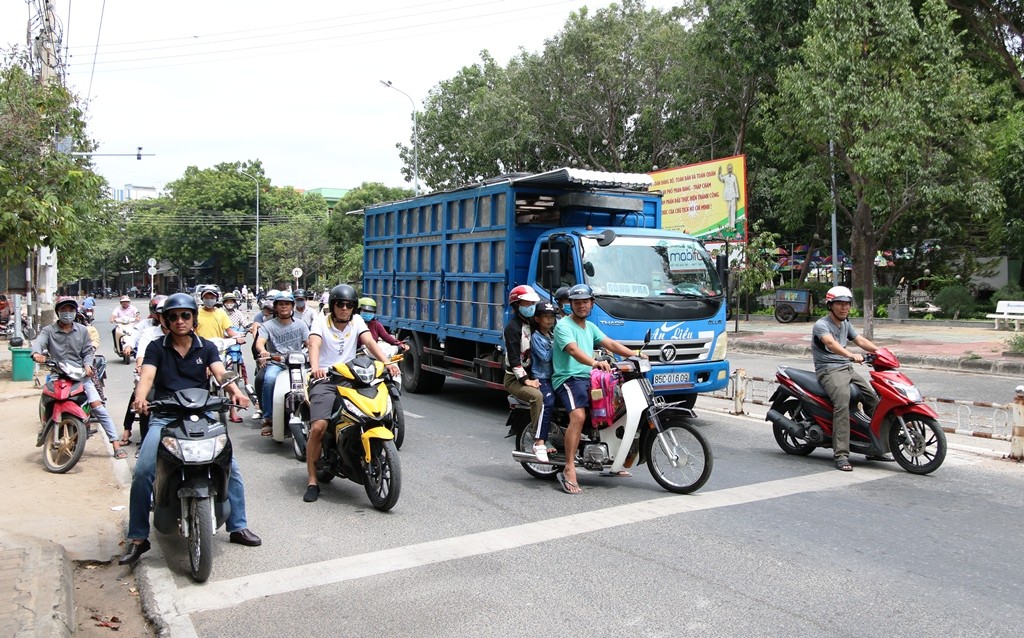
1011, 385, 1024, 461
732, 368, 746, 415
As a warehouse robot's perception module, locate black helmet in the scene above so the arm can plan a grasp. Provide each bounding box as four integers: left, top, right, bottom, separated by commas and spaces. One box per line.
567, 284, 594, 300
328, 284, 359, 307
163, 293, 198, 316
554, 286, 571, 302
294, 289, 307, 300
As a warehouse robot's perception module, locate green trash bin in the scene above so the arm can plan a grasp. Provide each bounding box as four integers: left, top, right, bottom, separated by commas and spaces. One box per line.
9, 346, 35, 382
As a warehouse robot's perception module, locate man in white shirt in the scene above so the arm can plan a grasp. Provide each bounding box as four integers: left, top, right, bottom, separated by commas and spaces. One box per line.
302, 284, 397, 503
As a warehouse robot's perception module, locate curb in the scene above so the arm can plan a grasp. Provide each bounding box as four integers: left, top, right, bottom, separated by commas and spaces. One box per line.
0, 530, 75, 638
729, 340, 1024, 376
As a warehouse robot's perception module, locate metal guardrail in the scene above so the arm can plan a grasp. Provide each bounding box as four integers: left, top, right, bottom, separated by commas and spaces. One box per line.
707, 371, 1015, 441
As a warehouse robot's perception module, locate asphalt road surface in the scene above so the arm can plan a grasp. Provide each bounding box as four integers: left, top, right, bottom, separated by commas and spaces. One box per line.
90, 300, 1023, 637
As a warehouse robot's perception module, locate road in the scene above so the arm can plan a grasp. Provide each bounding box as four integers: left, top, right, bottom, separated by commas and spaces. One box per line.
88, 300, 1023, 637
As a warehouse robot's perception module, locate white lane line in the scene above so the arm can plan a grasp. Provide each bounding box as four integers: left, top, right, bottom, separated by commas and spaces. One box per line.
163, 468, 890, 618
403, 410, 424, 418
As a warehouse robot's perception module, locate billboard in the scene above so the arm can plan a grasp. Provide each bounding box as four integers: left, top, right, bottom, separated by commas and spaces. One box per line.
650, 155, 748, 242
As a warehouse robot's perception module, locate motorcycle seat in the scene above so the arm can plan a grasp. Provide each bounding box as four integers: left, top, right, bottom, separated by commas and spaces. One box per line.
783, 367, 868, 411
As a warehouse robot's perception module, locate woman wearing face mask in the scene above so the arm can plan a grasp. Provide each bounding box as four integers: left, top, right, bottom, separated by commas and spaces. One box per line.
502, 285, 549, 460
358, 297, 409, 351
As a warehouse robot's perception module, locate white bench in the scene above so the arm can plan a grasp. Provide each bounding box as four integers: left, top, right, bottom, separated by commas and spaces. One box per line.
986, 300, 1024, 330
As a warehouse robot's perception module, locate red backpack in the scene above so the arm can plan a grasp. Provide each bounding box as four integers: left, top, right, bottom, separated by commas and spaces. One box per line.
590, 368, 623, 428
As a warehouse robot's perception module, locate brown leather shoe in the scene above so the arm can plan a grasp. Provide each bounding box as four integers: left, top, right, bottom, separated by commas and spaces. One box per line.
118, 539, 151, 565
229, 529, 262, 546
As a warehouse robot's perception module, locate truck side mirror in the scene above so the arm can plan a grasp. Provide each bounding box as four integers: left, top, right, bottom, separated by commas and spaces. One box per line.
716, 254, 729, 290
539, 249, 562, 291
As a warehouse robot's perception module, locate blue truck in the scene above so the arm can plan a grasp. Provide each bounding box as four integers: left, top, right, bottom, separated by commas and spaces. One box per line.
362, 168, 730, 407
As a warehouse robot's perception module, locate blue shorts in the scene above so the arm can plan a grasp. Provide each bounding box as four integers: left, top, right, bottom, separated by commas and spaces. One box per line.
555, 377, 590, 412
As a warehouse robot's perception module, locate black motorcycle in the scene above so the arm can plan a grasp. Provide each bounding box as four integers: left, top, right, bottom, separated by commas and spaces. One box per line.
149, 388, 236, 583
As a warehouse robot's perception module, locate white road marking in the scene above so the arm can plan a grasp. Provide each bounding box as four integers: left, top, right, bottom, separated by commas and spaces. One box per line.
403, 410, 424, 418
153, 467, 890, 624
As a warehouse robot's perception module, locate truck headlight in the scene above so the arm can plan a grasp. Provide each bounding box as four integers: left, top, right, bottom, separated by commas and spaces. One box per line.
711, 331, 728, 361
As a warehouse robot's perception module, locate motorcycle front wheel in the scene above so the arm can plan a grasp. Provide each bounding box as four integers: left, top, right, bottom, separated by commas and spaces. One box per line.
363, 439, 401, 511
516, 423, 562, 480
187, 497, 214, 583
888, 415, 946, 475
42, 417, 87, 473
644, 420, 713, 494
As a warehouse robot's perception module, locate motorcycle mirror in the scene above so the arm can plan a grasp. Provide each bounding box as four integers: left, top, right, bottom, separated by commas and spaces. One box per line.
643, 329, 651, 348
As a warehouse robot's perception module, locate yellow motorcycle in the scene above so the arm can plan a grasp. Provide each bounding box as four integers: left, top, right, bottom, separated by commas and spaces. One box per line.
311, 354, 402, 511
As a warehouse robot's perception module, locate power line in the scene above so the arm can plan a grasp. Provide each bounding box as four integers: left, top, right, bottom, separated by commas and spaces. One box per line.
85, 0, 105, 104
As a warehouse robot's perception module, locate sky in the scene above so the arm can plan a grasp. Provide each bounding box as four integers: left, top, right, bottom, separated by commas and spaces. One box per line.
2, 0, 678, 194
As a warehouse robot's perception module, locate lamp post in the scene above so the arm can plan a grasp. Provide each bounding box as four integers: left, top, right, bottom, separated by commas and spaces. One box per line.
380, 80, 419, 196
241, 171, 260, 295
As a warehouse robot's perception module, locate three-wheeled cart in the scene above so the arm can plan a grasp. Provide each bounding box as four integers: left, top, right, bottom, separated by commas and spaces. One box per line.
774, 289, 813, 323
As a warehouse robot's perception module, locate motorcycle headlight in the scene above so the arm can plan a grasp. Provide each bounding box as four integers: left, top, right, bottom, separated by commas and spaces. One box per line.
161, 434, 227, 463
885, 379, 922, 403
354, 365, 376, 385
287, 352, 306, 365
638, 357, 652, 373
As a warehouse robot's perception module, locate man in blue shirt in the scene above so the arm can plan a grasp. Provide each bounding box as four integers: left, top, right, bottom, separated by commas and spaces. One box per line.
552, 284, 640, 494
118, 293, 261, 565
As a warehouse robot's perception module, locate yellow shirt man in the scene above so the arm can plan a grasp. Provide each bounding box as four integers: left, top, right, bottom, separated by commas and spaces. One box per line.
195, 307, 233, 340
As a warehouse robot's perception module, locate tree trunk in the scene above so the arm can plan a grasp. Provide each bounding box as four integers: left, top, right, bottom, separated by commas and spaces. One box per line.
850, 199, 875, 339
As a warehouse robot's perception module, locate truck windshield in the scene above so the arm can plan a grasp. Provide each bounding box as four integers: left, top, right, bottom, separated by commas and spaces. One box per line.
580, 236, 723, 299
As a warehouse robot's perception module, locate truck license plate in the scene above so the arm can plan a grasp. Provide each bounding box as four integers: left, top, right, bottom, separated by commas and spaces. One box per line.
654, 372, 690, 385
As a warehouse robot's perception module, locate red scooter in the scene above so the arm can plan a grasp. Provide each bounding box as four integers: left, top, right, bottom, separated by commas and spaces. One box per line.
36, 360, 92, 473
765, 347, 946, 474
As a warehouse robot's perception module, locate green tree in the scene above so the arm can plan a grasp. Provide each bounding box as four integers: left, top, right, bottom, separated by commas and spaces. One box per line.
733, 220, 781, 323
0, 52, 105, 262
765, 0, 1000, 337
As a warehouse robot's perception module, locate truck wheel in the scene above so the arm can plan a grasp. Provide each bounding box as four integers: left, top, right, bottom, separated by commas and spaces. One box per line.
401, 333, 445, 394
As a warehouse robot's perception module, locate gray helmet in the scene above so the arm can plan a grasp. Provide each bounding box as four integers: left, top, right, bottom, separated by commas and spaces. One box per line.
554, 286, 571, 302
293, 289, 307, 300
567, 284, 594, 300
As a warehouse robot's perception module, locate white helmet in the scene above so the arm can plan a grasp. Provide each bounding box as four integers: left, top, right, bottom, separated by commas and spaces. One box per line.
825, 285, 854, 305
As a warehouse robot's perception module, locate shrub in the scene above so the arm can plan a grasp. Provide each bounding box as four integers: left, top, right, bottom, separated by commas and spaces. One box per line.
1006, 332, 1024, 354
933, 285, 976, 319
992, 283, 1023, 306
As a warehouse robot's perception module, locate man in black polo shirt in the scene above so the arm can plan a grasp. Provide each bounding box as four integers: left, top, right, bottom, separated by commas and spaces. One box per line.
119, 293, 261, 565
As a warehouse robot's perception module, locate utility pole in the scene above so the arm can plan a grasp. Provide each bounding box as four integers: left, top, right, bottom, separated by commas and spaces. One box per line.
30, 1, 64, 326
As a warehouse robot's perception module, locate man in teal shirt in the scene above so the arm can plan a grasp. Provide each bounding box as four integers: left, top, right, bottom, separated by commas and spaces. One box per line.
553, 284, 640, 494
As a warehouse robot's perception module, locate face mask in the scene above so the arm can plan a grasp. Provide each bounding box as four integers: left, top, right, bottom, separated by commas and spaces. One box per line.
518, 304, 536, 318
562, 304, 571, 315
360, 312, 375, 322
58, 311, 76, 324
203, 298, 216, 308
296, 301, 305, 309
224, 303, 235, 311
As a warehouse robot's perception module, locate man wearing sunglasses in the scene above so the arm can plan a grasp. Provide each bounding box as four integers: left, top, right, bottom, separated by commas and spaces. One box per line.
302, 284, 399, 503
119, 293, 261, 566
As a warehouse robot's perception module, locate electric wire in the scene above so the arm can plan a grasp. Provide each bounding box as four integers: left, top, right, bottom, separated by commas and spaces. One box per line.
85, 0, 106, 105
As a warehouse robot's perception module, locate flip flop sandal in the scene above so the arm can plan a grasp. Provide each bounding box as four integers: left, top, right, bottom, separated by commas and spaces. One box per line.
113, 448, 128, 460
835, 457, 853, 472
261, 425, 273, 437
556, 472, 582, 494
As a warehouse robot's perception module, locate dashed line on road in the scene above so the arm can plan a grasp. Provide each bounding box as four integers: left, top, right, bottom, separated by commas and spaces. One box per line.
155, 467, 891, 626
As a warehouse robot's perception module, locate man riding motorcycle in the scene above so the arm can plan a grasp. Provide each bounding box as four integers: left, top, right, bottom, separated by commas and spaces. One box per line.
110, 295, 141, 359
254, 292, 310, 437
32, 297, 124, 459
303, 284, 398, 503
811, 285, 880, 472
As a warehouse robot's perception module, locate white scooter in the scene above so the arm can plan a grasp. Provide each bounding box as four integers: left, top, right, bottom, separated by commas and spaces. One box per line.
265, 349, 310, 460
507, 333, 714, 494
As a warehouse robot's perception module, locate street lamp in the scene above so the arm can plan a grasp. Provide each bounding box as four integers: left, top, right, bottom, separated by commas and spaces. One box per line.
380, 80, 419, 196
241, 171, 261, 295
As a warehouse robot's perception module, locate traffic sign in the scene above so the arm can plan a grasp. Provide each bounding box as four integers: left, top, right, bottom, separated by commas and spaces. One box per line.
292, 267, 303, 278
147, 266, 157, 276
148, 257, 157, 267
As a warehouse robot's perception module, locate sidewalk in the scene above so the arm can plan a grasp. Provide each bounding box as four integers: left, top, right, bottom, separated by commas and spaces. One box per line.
726, 315, 1024, 377
0, 344, 130, 638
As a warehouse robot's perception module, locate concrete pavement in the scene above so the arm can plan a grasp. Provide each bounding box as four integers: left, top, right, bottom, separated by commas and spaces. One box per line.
1, 315, 1021, 636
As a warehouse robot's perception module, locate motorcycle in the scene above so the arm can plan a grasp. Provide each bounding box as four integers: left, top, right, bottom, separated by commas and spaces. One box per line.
210, 332, 255, 405
113, 318, 139, 364
148, 387, 237, 583
83, 307, 95, 325
507, 341, 714, 495
36, 360, 92, 473
359, 341, 406, 449
1, 314, 37, 340
265, 349, 312, 461
303, 354, 402, 511
765, 347, 946, 474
